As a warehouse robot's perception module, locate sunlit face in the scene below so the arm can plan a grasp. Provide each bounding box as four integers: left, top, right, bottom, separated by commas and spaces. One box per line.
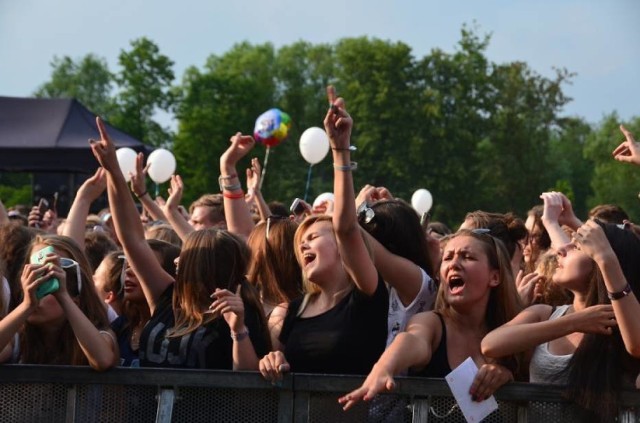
553, 246, 593, 290
189, 206, 214, 231
297, 221, 341, 283
26, 243, 65, 326
122, 264, 145, 303
439, 236, 499, 308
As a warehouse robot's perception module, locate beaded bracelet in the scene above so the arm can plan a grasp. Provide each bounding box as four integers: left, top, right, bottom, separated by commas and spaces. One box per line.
218, 174, 239, 192
333, 161, 358, 171
607, 283, 632, 301
134, 190, 148, 198
230, 328, 249, 341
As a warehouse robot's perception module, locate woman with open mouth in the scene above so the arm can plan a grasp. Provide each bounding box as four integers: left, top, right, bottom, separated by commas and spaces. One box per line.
258, 89, 388, 380
339, 228, 523, 411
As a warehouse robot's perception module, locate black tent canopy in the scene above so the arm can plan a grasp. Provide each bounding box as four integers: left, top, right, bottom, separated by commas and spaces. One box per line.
0, 96, 151, 173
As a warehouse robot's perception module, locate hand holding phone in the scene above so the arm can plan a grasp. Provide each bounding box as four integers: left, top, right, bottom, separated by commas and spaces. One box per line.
29, 245, 60, 299
290, 198, 309, 216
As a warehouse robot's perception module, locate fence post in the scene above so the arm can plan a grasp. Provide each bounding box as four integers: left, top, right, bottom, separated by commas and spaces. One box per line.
65, 385, 76, 423
155, 388, 176, 423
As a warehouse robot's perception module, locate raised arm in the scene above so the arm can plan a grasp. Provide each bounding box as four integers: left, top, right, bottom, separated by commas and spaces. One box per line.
574, 220, 640, 357
162, 175, 195, 242
338, 311, 440, 410
246, 158, 271, 222
612, 124, 640, 166
325, 87, 378, 296
539, 192, 573, 248
89, 117, 174, 313
356, 185, 423, 305
220, 133, 256, 239
63, 168, 106, 249
130, 153, 167, 222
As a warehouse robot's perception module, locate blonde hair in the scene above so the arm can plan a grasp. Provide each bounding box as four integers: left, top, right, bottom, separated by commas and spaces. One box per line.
293, 215, 373, 296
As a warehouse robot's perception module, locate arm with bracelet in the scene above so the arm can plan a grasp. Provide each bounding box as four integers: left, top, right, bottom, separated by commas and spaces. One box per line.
219, 132, 256, 239
576, 220, 640, 357
130, 152, 167, 222
246, 157, 272, 222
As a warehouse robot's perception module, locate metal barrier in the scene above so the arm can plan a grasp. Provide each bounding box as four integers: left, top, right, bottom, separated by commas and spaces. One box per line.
0, 365, 638, 422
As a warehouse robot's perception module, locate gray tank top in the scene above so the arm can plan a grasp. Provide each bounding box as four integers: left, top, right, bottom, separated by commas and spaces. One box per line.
529, 304, 572, 384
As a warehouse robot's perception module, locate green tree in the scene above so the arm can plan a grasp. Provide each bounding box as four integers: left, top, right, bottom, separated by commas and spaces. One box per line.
174, 43, 277, 204
111, 37, 176, 147
34, 54, 114, 117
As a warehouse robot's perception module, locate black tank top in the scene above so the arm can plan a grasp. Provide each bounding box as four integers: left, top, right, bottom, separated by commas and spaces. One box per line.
409, 312, 452, 378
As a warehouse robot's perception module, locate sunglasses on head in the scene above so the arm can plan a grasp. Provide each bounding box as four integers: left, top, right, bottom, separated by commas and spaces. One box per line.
59, 258, 82, 295
357, 202, 375, 224
266, 215, 288, 239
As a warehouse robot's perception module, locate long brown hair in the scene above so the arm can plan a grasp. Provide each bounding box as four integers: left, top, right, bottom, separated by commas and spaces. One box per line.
167, 229, 268, 346
436, 229, 523, 373
246, 218, 302, 307
21, 235, 109, 365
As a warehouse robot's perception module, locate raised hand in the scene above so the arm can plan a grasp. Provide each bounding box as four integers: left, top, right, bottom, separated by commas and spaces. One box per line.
515, 270, 542, 305
89, 117, 119, 173
571, 219, 615, 263
246, 157, 262, 201
324, 86, 353, 149
130, 153, 150, 197
469, 363, 513, 402
540, 192, 564, 224
77, 168, 107, 202
612, 125, 640, 166
221, 132, 256, 168
164, 175, 184, 212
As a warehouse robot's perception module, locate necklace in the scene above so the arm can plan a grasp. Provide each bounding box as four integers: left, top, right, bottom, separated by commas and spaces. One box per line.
130, 326, 141, 351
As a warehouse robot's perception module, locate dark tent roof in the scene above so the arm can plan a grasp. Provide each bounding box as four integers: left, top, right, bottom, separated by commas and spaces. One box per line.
0, 96, 151, 173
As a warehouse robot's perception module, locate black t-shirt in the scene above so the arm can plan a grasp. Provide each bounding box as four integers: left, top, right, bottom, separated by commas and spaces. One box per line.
139, 284, 268, 369
279, 275, 388, 375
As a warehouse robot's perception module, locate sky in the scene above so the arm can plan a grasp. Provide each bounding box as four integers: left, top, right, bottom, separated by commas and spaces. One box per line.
1, 0, 638, 126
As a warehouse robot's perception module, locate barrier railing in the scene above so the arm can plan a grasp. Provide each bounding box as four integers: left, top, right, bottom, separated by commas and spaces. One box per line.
0, 365, 638, 422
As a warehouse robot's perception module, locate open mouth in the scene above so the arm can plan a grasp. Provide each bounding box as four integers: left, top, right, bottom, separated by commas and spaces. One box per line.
448, 276, 465, 295
302, 253, 316, 267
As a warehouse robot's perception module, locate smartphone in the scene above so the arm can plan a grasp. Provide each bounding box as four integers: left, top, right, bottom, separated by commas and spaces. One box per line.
37, 198, 49, 220
30, 245, 60, 299
290, 198, 306, 216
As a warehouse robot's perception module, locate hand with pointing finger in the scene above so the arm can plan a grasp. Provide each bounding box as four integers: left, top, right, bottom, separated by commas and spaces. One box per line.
612, 125, 640, 166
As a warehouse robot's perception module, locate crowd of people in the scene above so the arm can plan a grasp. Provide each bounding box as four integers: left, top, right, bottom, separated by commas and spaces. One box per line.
0, 87, 639, 421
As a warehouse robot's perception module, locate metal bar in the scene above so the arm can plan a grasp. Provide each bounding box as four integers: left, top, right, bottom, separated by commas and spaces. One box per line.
65, 384, 76, 423
411, 398, 430, 423
155, 388, 175, 423
293, 392, 310, 423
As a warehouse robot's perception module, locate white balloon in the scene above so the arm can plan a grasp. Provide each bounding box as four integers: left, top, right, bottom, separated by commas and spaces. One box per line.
147, 148, 177, 183
411, 189, 433, 215
116, 148, 137, 182
299, 127, 330, 165
313, 192, 335, 208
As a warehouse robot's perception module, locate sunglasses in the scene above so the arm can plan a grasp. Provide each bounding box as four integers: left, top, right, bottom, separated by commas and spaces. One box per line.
357, 202, 375, 224
60, 258, 82, 295
266, 215, 288, 239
